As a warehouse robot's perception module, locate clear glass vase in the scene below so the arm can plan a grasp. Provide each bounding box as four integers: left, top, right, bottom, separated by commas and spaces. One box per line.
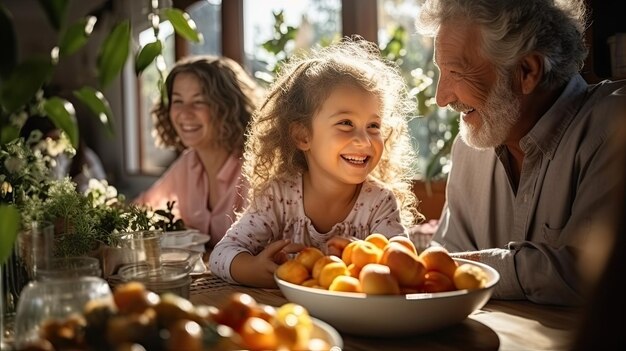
1, 221, 53, 349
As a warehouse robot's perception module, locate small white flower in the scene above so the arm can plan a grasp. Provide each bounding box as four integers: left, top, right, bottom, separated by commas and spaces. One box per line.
1, 181, 13, 196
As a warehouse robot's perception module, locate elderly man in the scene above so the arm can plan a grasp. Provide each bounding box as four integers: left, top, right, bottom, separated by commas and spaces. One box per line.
415, 0, 626, 305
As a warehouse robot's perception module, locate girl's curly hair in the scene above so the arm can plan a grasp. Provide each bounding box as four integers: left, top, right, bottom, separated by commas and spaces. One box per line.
244, 37, 422, 227
152, 55, 262, 154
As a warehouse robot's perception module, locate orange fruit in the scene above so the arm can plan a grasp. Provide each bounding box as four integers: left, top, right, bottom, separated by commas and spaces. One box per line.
347, 263, 361, 278
301, 278, 318, 288
359, 263, 401, 295
275, 260, 309, 285
422, 271, 455, 293
387, 235, 417, 255
239, 316, 278, 350
295, 247, 325, 272
453, 264, 488, 290
419, 246, 458, 279
318, 261, 349, 289
341, 240, 360, 265
312, 255, 343, 280
328, 275, 362, 293
351, 241, 382, 269
364, 233, 389, 250
380, 242, 426, 287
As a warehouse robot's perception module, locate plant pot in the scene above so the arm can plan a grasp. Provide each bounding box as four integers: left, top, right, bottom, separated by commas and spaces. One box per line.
412, 179, 447, 221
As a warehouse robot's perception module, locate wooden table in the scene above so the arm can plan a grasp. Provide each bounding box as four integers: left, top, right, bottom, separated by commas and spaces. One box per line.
189, 274, 581, 351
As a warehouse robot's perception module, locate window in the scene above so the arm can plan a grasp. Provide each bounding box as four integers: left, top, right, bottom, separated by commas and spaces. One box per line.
124, 21, 177, 175
242, 0, 342, 83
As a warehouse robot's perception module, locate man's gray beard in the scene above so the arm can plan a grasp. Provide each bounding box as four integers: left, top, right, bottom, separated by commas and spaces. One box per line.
456, 73, 521, 149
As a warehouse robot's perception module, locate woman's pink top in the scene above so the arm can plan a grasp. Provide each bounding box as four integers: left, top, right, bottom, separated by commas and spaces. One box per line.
134, 149, 247, 247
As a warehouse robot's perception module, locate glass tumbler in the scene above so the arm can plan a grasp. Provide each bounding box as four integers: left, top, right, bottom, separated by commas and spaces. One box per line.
14, 276, 113, 348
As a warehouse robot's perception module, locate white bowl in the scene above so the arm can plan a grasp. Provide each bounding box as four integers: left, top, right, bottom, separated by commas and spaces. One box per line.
275, 258, 499, 337
311, 317, 343, 349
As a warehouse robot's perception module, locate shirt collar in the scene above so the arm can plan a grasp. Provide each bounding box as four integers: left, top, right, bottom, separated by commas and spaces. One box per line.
189, 150, 242, 183
520, 74, 588, 159
216, 154, 242, 183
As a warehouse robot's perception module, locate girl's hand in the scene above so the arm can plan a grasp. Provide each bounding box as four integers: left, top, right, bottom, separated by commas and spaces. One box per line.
231, 239, 305, 288
326, 236, 357, 257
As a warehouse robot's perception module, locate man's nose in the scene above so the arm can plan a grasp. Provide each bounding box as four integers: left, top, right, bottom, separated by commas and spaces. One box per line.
435, 74, 456, 107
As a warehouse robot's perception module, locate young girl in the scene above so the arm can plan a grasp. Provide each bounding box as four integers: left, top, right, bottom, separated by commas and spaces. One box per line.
210, 39, 420, 287
134, 55, 262, 247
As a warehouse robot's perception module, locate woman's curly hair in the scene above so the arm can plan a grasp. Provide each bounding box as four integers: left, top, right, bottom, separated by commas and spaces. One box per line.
152, 55, 262, 154
244, 38, 422, 227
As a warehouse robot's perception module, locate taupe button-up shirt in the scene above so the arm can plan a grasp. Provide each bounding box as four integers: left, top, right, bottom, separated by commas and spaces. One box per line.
434, 74, 626, 305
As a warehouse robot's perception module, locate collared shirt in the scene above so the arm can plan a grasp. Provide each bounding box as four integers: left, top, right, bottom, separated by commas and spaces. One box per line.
134, 149, 248, 247
435, 75, 626, 306
209, 174, 405, 284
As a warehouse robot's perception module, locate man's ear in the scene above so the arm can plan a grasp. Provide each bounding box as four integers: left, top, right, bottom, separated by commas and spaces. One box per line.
290, 123, 310, 151
518, 52, 543, 95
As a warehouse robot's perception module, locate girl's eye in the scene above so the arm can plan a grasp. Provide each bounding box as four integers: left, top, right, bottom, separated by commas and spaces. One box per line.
337, 120, 353, 127
368, 122, 381, 129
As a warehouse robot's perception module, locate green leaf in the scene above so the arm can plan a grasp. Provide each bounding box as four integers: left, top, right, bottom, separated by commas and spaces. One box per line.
73, 86, 114, 136
97, 20, 130, 89
59, 16, 97, 57
0, 125, 19, 144
0, 4, 17, 79
43, 97, 78, 148
135, 40, 162, 76
0, 58, 53, 114
0, 205, 20, 265
163, 8, 201, 43
36, 0, 69, 31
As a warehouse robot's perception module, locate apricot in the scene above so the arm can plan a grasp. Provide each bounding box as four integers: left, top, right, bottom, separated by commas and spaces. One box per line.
453, 264, 488, 290
301, 278, 318, 288
351, 241, 382, 269
359, 263, 401, 295
380, 242, 426, 287
341, 240, 360, 266
419, 246, 458, 279
422, 271, 455, 293
364, 233, 389, 250
239, 316, 278, 350
347, 263, 361, 278
328, 275, 362, 293
295, 247, 325, 272
312, 255, 343, 280
275, 260, 309, 285
318, 261, 349, 289
388, 235, 417, 255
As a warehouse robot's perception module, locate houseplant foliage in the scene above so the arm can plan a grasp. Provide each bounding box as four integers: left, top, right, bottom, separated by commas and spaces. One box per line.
0, 0, 199, 261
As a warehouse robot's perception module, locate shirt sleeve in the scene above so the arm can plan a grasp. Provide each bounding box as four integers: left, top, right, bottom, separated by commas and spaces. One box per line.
209, 186, 282, 283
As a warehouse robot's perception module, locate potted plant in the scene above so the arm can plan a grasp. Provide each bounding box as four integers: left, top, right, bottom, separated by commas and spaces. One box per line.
0, 0, 200, 247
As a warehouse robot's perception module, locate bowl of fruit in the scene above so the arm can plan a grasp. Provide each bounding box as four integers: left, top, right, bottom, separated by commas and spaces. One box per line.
15, 281, 342, 351
274, 234, 500, 337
